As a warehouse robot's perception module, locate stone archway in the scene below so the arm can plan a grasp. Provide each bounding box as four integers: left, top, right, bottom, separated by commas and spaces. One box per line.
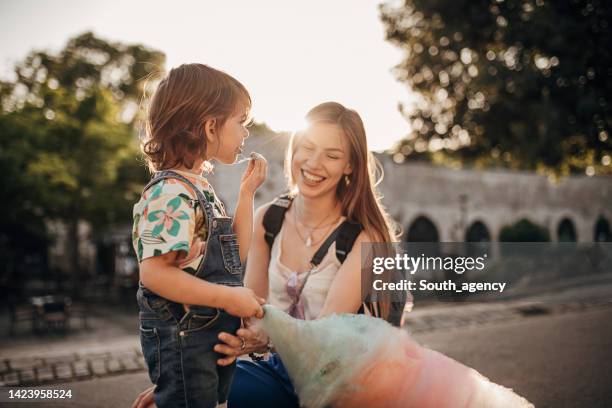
465, 221, 491, 242
465, 220, 492, 258
557, 218, 577, 242
406, 216, 439, 242
594, 216, 611, 242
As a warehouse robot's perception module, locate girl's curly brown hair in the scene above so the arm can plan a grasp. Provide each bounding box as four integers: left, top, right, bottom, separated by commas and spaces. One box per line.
142, 63, 251, 172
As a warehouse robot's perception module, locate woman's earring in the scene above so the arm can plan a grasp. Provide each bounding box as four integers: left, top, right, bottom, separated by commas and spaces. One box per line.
344, 174, 350, 185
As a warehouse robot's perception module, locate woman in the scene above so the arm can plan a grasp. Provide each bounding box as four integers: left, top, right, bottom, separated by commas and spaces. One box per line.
133, 102, 406, 408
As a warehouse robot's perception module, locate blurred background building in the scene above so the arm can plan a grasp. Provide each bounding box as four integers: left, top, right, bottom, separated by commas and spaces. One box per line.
211, 130, 612, 244
1, 0, 610, 306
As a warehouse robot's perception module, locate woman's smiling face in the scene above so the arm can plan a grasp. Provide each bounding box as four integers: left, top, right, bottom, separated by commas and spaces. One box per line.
291, 122, 352, 199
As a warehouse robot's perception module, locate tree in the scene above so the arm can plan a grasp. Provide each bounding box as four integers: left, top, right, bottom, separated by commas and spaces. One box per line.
379, 0, 611, 177
0, 32, 165, 295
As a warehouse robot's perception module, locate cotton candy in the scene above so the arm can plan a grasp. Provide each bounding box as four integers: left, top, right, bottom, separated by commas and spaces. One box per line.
260, 305, 533, 408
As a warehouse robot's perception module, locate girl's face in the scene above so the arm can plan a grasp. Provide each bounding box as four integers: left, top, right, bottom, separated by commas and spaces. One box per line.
291, 122, 352, 199
207, 106, 251, 164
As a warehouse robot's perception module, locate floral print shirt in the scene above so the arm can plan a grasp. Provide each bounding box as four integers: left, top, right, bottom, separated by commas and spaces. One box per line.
132, 170, 226, 274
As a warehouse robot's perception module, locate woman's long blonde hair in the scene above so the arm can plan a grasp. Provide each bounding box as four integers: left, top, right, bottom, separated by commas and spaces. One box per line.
285, 101, 399, 243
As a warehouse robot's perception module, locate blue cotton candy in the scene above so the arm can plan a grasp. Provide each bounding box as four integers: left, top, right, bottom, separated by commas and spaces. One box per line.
260, 305, 534, 408
261, 305, 392, 408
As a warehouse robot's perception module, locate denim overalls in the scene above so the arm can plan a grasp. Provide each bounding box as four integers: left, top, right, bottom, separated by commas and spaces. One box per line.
136, 171, 243, 408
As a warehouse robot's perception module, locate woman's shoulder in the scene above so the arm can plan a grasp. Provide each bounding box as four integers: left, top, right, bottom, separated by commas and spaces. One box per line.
336, 228, 377, 261
357, 228, 383, 243
338, 220, 376, 245
254, 200, 275, 217
254, 195, 294, 220
253, 200, 278, 231
355, 229, 375, 244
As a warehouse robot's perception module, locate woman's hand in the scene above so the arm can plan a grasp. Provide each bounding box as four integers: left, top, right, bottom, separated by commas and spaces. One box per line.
215, 326, 270, 366
132, 386, 156, 408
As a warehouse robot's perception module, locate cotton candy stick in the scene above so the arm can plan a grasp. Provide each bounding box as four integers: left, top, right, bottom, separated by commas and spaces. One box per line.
260, 305, 533, 408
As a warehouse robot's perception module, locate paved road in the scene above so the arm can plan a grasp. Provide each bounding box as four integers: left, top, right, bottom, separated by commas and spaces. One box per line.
11, 305, 610, 408
416, 306, 612, 408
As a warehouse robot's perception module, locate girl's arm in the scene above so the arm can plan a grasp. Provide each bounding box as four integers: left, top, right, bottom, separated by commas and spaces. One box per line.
233, 190, 254, 263
233, 157, 267, 262
244, 204, 273, 299
317, 232, 373, 318
140, 251, 264, 317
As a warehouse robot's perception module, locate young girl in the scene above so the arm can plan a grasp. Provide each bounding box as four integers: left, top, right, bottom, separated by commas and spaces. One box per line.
132, 64, 267, 408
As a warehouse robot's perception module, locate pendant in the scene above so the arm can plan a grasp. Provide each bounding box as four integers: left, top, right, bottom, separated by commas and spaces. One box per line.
306, 236, 312, 247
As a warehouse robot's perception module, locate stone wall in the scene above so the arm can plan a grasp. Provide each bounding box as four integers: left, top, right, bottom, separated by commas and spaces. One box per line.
207, 131, 612, 243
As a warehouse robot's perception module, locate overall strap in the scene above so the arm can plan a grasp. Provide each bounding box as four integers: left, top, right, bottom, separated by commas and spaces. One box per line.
143, 170, 215, 233
263, 194, 293, 247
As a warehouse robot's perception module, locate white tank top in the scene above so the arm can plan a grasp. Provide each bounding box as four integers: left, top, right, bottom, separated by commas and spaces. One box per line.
267, 220, 343, 320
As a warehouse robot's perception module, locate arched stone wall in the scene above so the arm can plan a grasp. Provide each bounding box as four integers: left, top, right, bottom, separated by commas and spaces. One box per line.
207, 132, 612, 243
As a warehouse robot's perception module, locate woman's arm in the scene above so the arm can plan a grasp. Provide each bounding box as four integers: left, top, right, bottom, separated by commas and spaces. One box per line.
244, 203, 273, 299
316, 231, 372, 318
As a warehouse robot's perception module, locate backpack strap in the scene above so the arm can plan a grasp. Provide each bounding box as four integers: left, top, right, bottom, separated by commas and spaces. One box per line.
262, 195, 364, 264
357, 297, 404, 327
335, 221, 363, 263
262, 198, 405, 325
310, 220, 363, 266
289, 225, 343, 307
263, 194, 293, 248
309, 224, 342, 267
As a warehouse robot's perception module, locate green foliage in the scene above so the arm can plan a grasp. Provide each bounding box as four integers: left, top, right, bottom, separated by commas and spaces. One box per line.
380, 0, 611, 176
499, 218, 550, 242
0, 32, 164, 282
1, 31, 164, 224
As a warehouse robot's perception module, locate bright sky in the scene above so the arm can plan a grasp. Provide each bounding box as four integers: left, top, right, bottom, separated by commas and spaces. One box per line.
0, 0, 414, 152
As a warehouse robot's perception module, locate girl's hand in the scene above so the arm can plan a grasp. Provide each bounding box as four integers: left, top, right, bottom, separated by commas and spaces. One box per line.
215, 327, 270, 366
240, 154, 267, 196
224, 286, 265, 318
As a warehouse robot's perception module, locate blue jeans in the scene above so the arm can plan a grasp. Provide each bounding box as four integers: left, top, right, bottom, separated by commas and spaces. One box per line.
227, 354, 299, 408
139, 297, 241, 408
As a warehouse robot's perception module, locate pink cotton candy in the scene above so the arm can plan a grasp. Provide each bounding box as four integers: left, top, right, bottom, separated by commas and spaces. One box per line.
260, 305, 533, 408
